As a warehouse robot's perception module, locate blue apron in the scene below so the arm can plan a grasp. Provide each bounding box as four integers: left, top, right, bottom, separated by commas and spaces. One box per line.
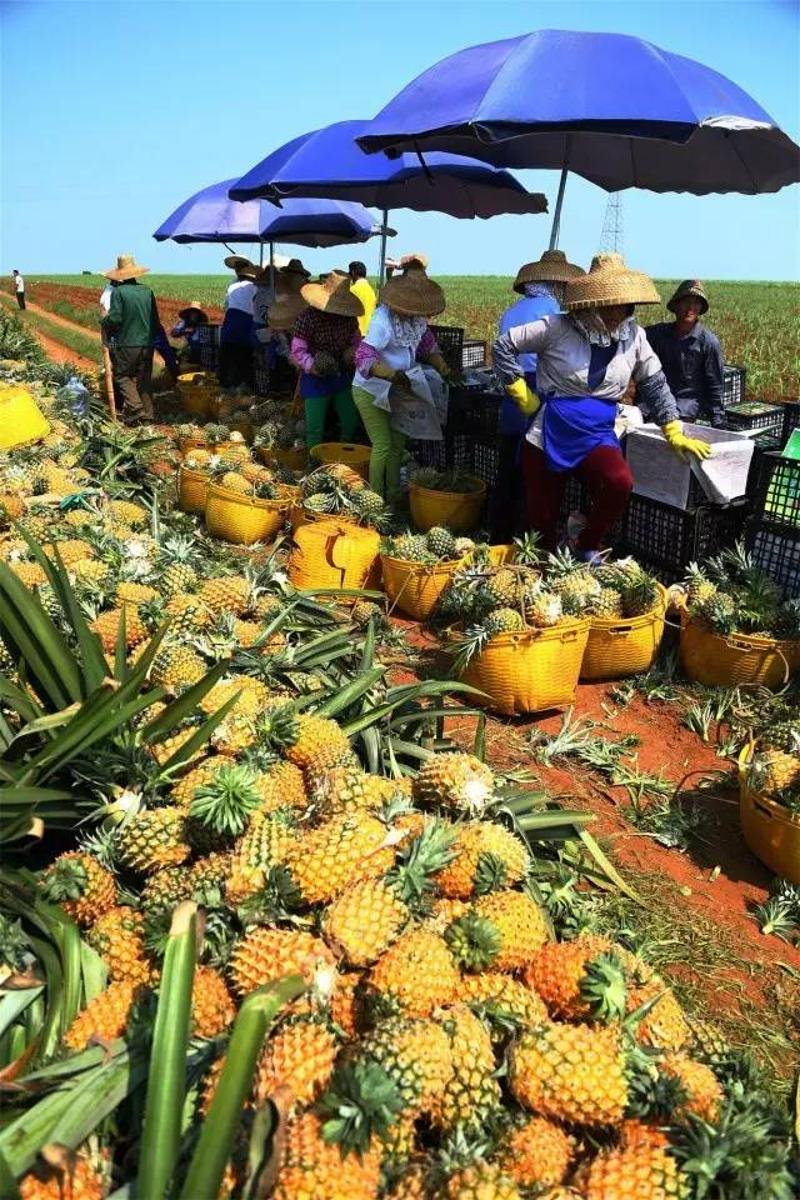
541, 394, 620, 471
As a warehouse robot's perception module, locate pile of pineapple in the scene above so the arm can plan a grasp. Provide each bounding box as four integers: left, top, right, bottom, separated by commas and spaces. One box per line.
409, 467, 485, 496
252, 396, 306, 455
382, 527, 479, 565
299, 463, 391, 530
746, 716, 800, 814
683, 546, 800, 641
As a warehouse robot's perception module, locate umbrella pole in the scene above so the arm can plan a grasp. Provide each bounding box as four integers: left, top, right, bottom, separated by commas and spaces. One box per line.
378, 208, 389, 285
269, 242, 275, 288
548, 166, 569, 251
259, 241, 264, 268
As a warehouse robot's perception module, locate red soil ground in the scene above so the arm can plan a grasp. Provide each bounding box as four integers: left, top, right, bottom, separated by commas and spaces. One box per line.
0, 280, 224, 333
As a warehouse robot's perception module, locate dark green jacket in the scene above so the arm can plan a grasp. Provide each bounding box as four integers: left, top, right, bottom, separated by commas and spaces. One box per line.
103, 281, 159, 347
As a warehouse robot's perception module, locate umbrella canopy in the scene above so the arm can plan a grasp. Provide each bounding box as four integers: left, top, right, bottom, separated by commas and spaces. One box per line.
229, 120, 548, 218
153, 180, 381, 247
357, 30, 800, 196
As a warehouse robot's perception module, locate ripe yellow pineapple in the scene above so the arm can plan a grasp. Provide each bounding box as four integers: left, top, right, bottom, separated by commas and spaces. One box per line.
273, 1113, 381, 1200
355, 1015, 454, 1122
661, 1053, 723, 1123
229, 927, 336, 998
199, 574, 252, 614
283, 812, 394, 906
433, 1004, 501, 1131
459, 971, 549, 1030
323, 878, 409, 966
90, 606, 148, 652
107, 499, 148, 528
433, 821, 529, 899
18, 1148, 109, 1200
0, 492, 25, 525
469, 890, 550, 972
578, 1122, 688, 1199
218, 472, 252, 495
330, 970, 362, 1038
412, 752, 495, 816
151, 645, 207, 694
115, 580, 159, 606
39, 852, 117, 928
255, 1017, 338, 1108
309, 765, 398, 820
233, 619, 262, 648
64, 981, 145, 1052
86, 906, 151, 985
116, 808, 190, 874
164, 592, 211, 633
509, 1021, 628, 1127
283, 714, 354, 778
192, 965, 236, 1038
71, 558, 111, 587
441, 1162, 522, 1199
43, 537, 93, 566
628, 978, 691, 1053
367, 927, 460, 1018
198, 676, 271, 717
523, 934, 634, 1021
226, 809, 295, 902
11, 561, 47, 587
500, 1116, 574, 1190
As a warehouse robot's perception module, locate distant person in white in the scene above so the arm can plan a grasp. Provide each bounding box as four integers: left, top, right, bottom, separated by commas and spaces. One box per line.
12, 271, 25, 310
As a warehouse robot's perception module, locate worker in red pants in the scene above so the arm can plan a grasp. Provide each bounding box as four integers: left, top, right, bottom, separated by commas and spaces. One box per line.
492, 253, 711, 562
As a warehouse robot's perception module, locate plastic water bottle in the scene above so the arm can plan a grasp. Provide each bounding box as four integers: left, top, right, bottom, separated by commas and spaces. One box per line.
58, 376, 90, 418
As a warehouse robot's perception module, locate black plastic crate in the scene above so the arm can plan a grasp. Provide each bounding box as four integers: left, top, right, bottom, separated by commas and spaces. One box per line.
406, 439, 448, 471
461, 339, 487, 370
751, 454, 800, 532
745, 518, 800, 598
429, 324, 465, 374
196, 323, 221, 371
618, 494, 750, 582
782, 401, 800, 447
722, 401, 784, 435
722, 364, 746, 407
448, 388, 501, 441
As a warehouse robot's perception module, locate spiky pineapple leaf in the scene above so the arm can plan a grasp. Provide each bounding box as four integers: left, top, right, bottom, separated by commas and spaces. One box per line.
319, 1060, 404, 1157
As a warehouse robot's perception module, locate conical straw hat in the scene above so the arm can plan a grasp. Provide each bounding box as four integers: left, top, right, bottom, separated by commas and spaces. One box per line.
667, 279, 709, 315
104, 253, 149, 281
513, 249, 584, 293
380, 257, 445, 317
565, 253, 661, 311
300, 271, 363, 317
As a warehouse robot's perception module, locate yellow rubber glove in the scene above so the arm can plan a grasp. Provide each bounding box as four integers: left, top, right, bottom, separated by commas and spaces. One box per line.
506, 377, 540, 417
661, 420, 712, 462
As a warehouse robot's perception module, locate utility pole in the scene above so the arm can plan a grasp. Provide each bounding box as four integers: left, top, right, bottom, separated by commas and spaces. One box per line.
599, 193, 624, 253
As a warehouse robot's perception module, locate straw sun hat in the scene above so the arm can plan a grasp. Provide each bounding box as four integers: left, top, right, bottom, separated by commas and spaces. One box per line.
223, 255, 260, 279
268, 292, 307, 331
513, 249, 584, 294
380, 256, 445, 317
300, 271, 363, 318
104, 254, 149, 281
668, 279, 709, 315
565, 253, 661, 311
178, 300, 208, 320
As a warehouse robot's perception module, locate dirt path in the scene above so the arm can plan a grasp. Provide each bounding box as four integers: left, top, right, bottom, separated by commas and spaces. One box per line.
4, 295, 102, 342
0, 293, 99, 372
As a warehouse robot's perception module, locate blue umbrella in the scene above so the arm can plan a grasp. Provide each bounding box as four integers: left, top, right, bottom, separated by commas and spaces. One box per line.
153, 180, 382, 253
229, 120, 547, 279
357, 29, 800, 247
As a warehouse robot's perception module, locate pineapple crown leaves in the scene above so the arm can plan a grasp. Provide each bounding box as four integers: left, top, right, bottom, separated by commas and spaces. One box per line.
384, 821, 457, 910
77, 827, 121, 872
472, 852, 510, 897
752, 896, 799, 943
189, 763, 262, 836
625, 1044, 690, 1122
578, 951, 629, 1023
40, 857, 92, 903
0, 914, 31, 971
318, 1059, 404, 1158
249, 703, 300, 753
237, 865, 305, 926
444, 911, 501, 971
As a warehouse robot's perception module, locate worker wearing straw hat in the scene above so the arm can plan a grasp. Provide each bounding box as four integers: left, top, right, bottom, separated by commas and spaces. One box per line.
491, 249, 584, 542
170, 300, 209, 366
290, 271, 363, 449
644, 280, 726, 428
492, 253, 711, 561
100, 254, 161, 424
353, 255, 450, 501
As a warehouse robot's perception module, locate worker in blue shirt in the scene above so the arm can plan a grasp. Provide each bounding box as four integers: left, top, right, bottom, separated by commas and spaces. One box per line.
490, 250, 585, 542
644, 280, 725, 427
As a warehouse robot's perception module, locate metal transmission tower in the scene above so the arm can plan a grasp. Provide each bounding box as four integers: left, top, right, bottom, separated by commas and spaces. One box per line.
599, 193, 624, 253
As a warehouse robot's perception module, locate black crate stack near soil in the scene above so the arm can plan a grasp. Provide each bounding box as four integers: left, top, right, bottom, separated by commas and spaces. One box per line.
618, 496, 749, 583
782, 401, 800, 447
429, 324, 465, 374
196, 324, 221, 370
461, 340, 487, 370
722, 364, 746, 408
722, 401, 784, 437
745, 452, 800, 596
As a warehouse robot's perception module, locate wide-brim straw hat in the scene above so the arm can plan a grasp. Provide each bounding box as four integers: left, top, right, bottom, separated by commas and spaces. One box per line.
300, 272, 363, 317
178, 300, 208, 321
223, 254, 260, 279
380, 260, 445, 317
668, 279, 709, 315
513, 249, 584, 293
268, 293, 307, 331
565, 252, 661, 311
104, 254, 149, 281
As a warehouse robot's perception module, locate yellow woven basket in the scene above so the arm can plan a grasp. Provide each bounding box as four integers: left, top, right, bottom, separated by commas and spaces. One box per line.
205, 484, 289, 545
738, 747, 800, 882
0, 386, 51, 450
680, 614, 799, 689
460, 619, 590, 715
177, 373, 218, 419
381, 554, 465, 621
290, 504, 361, 533
409, 477, 486, 533
310, 442, 371, 479
177, 467, 210, 515
258, 446, 309, 472
289, 520, 381, 591
580, 585, 668, 681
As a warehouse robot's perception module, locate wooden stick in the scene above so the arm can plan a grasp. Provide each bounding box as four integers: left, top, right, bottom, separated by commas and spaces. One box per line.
100, 330, 117, 422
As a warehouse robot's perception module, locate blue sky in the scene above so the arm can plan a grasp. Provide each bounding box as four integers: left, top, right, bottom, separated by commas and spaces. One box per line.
2, 0, 798, 280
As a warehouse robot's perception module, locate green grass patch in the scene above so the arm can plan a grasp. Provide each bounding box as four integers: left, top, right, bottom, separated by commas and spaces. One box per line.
0, 297, 100, 365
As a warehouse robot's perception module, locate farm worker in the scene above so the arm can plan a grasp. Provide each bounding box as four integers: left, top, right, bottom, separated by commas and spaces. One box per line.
492, 253, 711, 561
644, 280, 725, 428
100, 277, 177, 383
290, 270, 363, 451
348, 261, 377, 335
252, 270, 276, 343
218, 256, 259, 389
277, 258, 311, 295
171, 300, 209, 366
490, 250, 584, 543
12, 270, 25, 310
353, 254, 450, 501
100, 254, 161, 424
